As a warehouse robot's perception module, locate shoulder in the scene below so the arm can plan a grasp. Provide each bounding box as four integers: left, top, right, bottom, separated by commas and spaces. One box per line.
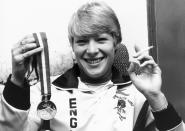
118, 84, 147, 123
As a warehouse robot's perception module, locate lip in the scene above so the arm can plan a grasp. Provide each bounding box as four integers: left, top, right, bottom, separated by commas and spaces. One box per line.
84, 57, 105, 65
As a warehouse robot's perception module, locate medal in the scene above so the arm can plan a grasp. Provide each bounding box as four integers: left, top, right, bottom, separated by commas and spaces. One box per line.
33, 32, 57, 122
37, 100, 57, 120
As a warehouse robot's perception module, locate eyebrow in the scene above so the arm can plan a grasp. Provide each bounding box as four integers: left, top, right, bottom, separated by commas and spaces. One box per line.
74, 33, 110, 40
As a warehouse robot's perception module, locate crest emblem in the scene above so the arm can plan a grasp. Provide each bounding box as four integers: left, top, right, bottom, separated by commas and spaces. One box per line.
113, 90, 133, 121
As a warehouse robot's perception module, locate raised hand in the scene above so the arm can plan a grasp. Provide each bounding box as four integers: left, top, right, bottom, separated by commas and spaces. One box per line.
127, 45, 167, 111
11, 34, 43, 87
127, 45, 162, 95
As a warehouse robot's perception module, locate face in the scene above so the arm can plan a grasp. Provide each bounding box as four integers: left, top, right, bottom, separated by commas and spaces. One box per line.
72, 33, 116, 79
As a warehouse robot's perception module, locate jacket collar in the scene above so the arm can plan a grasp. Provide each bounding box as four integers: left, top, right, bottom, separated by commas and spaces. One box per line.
52, 64, 131, 89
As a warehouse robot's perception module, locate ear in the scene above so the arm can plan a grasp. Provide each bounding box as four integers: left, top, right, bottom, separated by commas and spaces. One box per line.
71, 50, 77, 63
71, 44, 74, 51
70, 39, 75, 51
114, 42, 119, 53
112, 34, 118, 48
69, 36, 74, 48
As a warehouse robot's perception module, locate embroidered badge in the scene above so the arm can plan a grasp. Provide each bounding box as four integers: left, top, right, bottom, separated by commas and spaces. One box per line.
113, 90, 134, 121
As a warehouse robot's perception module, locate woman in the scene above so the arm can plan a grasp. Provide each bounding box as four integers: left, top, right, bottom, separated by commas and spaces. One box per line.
0, 1, 184, 131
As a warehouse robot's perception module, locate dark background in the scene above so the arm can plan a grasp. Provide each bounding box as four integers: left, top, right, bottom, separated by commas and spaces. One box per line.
155, 0, 185, 121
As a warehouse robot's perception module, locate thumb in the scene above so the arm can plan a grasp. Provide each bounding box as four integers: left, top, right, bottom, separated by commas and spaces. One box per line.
134, 44, 142, 53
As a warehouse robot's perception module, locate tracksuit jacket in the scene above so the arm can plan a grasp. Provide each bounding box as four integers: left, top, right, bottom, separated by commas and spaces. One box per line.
0, 65, 184, 131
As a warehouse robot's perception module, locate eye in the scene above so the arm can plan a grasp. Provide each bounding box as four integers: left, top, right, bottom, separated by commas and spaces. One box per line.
76, 39, 88, 43
75, 39, 89, 45
96, 38, 107, 43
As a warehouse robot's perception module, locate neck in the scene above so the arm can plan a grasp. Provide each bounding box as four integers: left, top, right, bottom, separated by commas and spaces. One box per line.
79, 69, 112, 84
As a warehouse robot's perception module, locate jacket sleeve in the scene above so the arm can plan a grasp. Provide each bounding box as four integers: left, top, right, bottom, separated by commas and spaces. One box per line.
145, 102, 185, 131
0, 75, 31, 131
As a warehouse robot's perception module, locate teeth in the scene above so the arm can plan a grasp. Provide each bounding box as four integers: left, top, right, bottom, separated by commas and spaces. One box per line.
86, 58, 103, 64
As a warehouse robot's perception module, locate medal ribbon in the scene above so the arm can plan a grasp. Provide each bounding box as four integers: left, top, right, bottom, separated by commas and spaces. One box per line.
33, 32, 51, 101
33, 32, 52, 131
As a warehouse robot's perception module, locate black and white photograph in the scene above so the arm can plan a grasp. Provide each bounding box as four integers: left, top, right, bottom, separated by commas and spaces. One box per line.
0, 0, 185, 130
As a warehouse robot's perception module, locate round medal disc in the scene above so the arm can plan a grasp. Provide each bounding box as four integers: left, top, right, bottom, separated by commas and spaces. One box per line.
37, 100, 57, 120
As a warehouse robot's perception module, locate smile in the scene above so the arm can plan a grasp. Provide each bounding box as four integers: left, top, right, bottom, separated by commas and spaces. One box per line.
84, 57, 105, 64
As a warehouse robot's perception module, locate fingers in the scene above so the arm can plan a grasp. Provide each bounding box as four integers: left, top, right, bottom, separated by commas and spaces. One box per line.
133, 46, 154, 58
13, 34, 39, 54
136, 53, 156, 68
140, 59, 156, 68
13, 43, 37, 54
22, 47, 43, 59
12, 34, 43, 64
13, 47, 43, 64
132, 45, 156, 66
14, 34, 35, 48
128, 45, 157, 75
21, 35, 36, 44
134, 44, 141, 53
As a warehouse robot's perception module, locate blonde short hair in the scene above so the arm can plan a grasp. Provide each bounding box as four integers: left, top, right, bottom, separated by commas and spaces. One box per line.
68, 1, 122, 45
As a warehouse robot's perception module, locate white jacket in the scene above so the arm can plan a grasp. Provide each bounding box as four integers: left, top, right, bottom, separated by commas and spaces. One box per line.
0, 66, 184, 131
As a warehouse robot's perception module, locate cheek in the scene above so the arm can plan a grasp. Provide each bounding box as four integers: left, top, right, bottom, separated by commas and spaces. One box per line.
72, 46, 84, 59
108, 46, 116, 64
106, 44, 115, 57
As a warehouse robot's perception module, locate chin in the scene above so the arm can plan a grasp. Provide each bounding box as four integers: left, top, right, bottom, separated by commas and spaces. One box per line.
85, 67, 108, 78
86, 72, 103, 78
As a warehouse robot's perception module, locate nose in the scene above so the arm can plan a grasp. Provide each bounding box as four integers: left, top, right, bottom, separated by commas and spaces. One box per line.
86, 39, 99, 56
